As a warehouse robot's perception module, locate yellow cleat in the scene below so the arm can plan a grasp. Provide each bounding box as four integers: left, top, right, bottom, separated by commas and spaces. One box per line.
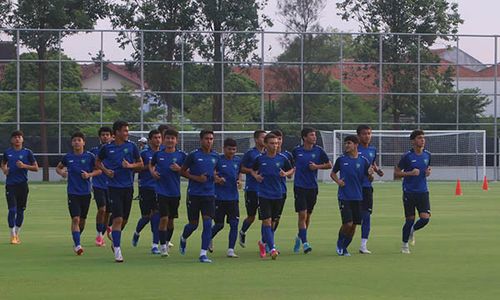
10, 235, 20, 245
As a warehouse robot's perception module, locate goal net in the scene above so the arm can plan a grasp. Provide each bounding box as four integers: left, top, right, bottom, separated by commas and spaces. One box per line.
319, 130, 486, 182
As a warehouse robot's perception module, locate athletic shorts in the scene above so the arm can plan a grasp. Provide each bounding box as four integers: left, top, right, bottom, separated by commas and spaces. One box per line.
244, 190, 259, 217
338, 200, 362, 225
361, 187, 374, 213
108, 187, 134, 220
93, 187, 108, 209
139, 187, 158, 216
158, 194, 180, 218
403, 192, 431, 217
68, 194, 91, 219
294, 187, 318, 213
258, 197, 283, 221
5, 182, 29, 210
214, 200, 240, 224
186, 195, 215, 221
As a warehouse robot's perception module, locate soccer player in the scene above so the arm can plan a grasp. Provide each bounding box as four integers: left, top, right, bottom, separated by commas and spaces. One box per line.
90, 126, 113, 247
292, 128, 332, 254
394, 129, 432, 254
356, 125, 384, 254
1, 130, 39, 244
179, 130, 219, 263
150, 128, 187, 257
238, 129, 266, 248
252, 133, 293, 260
56, 132, 102, 255
331, 135, 373, 256
210, 138, 242, 258
96, 120, 143, 262
132, 129, 162, 254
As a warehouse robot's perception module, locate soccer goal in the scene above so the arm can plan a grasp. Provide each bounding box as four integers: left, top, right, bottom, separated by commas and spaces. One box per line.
129, 130, 255, 155
319, 130, 486, 182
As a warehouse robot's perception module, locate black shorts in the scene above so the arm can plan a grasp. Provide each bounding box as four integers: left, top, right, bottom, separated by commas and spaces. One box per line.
139, 187, 158, 216
108, 187, 134, 220
258, 197, 283, 221
339, 200, 362, 225
273, 193, 287, 221
214, 200, 240, 224
186, 195, 215, 221
361, 187, 374, 213
158, 195, 180, 218
93, 187, 108, 209
294, 187, 318, 213
68, 194, 91, 219
5, 182, 29, 210
403, 192, 431, 217
244, 191, 259, 217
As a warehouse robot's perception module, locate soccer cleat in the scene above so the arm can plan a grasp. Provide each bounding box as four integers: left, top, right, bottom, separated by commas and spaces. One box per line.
95, 235, 105, 247
74, 245, 84, 256
160, 245, 169, 257
401, 243, 411, 254
208, 240, 214, 253
293, 236, 301, 253
336, 246, 344, 256
132, 232, 140, 247
168, 241, 174, 248
179, 237, 186, 255
239, 230, 246, 248
10, 235, 17, 244
270, 249, 279, 260
114, 247, 124, 262
303, 242, 312, 254
409, 227, 416, 246
359, 247, 372, 254
151, 246, 161, 255
106, 226, 113, 241
199, 255, 212, 263
342, 249, 351, 257
258, 240, 267, 258
227, 249, 239, 258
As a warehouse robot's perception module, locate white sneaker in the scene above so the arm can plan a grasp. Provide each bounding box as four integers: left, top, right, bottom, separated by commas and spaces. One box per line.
114, 247, 124, 262
160, 245, 169, 257
401, 243, 411, 254
168, 241, 174, 248
74, 245, 84, 256
227, 248, 239, 258
359, 247, 372, 254
409, 227, 416, 246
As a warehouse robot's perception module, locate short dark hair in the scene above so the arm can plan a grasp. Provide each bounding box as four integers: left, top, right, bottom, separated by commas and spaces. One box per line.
112, 120, 129, 134
264, 133, 278, 143
200, 129, 214, 139
98, 126, 112, 136
148, 129, 161, 140
253, 130, 266, 139
223, 138, 237, 148
410, 129, 425, 140
301, 127, 316, 140
163, 128, 178, 138
270, 129, 283, 137
157, 124, 170, 134
71, 131, 86, 141
356, 125, 372, 135
344, 135, 359, 144
10, 130, 24, 138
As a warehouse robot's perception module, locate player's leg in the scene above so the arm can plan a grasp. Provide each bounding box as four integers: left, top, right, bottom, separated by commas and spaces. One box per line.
180, 195, 199, 255
166, 197, 179, 250
149, 195, 161, 254
110, 188, 126, 262
239, 191, 258, 248
257, 198, 273, 259
132, 188, 152, 247
6, 185, 18, 244
401, 193, 416, 254
294, 187, 312, 253
78, 195, 91, 234
410, 192, 431, 245
303, 191, 317, 253
210, 200, 226, 253
272, 193, 286, 232
13, 183, 28, 243
158, 195, 170, 257
199, 197, 215, 263
337, 200, 355, 256
93, 187, 107, 247
360, 187, 373, 254
227, 202, 239, 258
68, 195, 84, 255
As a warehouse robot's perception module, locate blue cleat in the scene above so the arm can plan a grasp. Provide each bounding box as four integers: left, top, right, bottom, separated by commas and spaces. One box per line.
132, 232, 140, 247
336, 246, 344, 256
342, 249, 351, 257
293, 236, 301, 253
179, 237, 186, 255
199, 255, 212, 263
151, 246, 161, 255
303, 242, 312, 254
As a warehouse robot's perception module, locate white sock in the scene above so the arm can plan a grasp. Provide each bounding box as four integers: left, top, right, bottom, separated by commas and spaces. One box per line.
10, 227, 16, 236
15, 226, 21, 234
200, 249, 207, 257
161, 244, 167, 251
152, 243, 159, 248
361, 238, 368, 249
402, 242, 409, 248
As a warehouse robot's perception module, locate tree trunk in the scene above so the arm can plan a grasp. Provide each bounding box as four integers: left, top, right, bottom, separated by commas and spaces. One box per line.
37, 48, 49, 181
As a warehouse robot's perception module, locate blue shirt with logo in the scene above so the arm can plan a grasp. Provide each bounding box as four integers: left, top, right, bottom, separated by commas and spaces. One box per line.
253, 153, 292, 200
151, 149, 187, 197
241, 147, 263, 192
183, 149, 219, 197
398, 149, 432, 193
98, 140, 141, 188
138, 148, 157, 190
292, 145, 330, 190
358, 144, 377, 188
2, 147, 36, 185
61, 151, 96, 196
90, 145, 108, 189
215, 155, 241, 201
332, 154, 370, 201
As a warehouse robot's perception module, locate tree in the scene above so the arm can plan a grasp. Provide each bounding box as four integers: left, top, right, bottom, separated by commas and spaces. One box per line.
7, 0, 108, 180
0, 1, 11, 26
277, 0, 326, 33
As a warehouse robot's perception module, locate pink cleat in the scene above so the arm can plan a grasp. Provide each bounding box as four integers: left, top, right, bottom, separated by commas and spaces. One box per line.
258, 240, 267, 258
95, 235, 105, 247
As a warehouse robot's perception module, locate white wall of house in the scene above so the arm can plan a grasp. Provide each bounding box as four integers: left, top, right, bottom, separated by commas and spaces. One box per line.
82, 71, 138, 93
454, 78, 499, 116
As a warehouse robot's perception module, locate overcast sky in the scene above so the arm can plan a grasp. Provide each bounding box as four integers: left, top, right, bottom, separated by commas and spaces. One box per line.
52, 0, 500, 64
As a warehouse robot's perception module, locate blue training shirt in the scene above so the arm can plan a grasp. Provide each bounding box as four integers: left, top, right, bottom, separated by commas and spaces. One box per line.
183, 148, 219, 197
253, 153, 292, 200
241, 147, 263, 192
398, 149, 431, 193
2, 147, 36, 185
98, 140, 141, 188
292, 145, 330, 190
332, 154, 370, 201
61, 151, 96, 196
90, 145, 108, 189
151, 149, 187, 198
279, 150, 294, 194
358, 144, 377, 188
138, 148, 157, 190
215, 155, 242, 201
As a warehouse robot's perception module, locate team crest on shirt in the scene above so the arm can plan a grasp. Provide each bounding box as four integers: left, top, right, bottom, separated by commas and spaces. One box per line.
172, 158, 177, 163
356, 163, 361, 169
124, 148, 129, 154
233, 164, 238, 169
369, 152, 374, 157
275, 162, 281, 168
81, 159, 86, 164
19, 155, 23, 159
211, 158, 216, 164
424, 159, 429, 165
312, 154, 316, 158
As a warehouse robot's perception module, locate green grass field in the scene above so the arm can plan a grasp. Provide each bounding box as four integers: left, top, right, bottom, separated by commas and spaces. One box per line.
0, 181, 499, 299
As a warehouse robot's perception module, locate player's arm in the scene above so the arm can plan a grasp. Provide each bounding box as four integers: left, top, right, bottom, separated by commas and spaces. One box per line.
149, 154, 161, 180
280, 158, 294, 177
250, 158, 263, 182
309, 149, 333, 171
239, 151, 253, 174
18, 151, 39, 172
87, 157, 102, 178
55, 160, 68, 178
330, 158, 345, 187
1, 153, 8, 175
180, 154, 207, 183
122, 145, 144, 170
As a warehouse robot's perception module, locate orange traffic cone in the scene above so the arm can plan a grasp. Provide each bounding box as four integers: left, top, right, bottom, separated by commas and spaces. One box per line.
455, 179, 463, 196
482, 176, 489, 191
